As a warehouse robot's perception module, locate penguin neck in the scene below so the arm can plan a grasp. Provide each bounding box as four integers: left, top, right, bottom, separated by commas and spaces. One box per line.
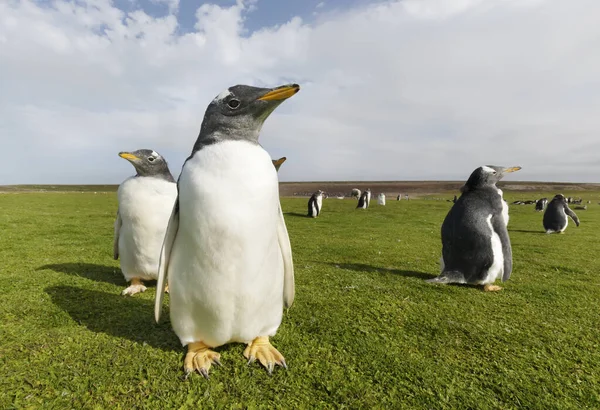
191, 127, 260, 156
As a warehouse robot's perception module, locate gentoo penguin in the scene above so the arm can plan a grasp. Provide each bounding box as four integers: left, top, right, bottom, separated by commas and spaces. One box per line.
452, 195, 458, 203
535, 198, 548, 212
543, 194, 580, 234
397, 194, 401, 201
377, 193, 386, 205
357, 189, 371, 209
428, 165, 521, 291
272, 157, 286, 171
154, 84, 298, 378
307, 190, 324, 217
114, 149, 177, 296
351, 188, 361, 200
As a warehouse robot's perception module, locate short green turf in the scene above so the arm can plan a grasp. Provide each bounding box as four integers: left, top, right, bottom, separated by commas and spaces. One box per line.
1, 192, 599, 409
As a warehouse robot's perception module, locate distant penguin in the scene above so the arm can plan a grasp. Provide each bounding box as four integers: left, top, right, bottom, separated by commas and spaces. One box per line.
397, 194, 401, 201
114, 149, 177, 296
308, 190, 324, 217
357, 189, 371, 209
378, 193, 386, 205
452, 195, 458, 203
351, 188, 361, 200
404, 194, 409, 201
272, 157, 286, 171
535, 198, 548, 212
428, 165, 521, 291
543, 194, 580, 234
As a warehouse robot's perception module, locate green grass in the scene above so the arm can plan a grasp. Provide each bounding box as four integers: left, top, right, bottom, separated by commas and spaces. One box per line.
1, 192, 599, 409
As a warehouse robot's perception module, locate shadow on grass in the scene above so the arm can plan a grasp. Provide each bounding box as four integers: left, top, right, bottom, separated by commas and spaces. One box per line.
283, 212, 310, 218
326, 262, 435, 280
38, 263, 125, 286
509, 229, 545, 234
46, 285, 180, 352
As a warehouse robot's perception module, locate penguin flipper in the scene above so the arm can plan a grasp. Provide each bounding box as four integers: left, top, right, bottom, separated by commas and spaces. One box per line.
154, 199, 180, 323
426, 271, 466, 284
565, 206, 580, 227
113, 208, 121, 260
277, 203, 295, 308
492, 214, 513, 282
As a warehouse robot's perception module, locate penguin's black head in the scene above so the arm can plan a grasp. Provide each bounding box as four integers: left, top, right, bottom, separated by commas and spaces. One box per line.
118, 149, 175, 181
553, 194, 566, 203
196, 84, 300, 148
462, 165, 521, 192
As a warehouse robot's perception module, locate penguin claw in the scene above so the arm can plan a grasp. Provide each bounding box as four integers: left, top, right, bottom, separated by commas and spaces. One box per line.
183, 342, 220, 379
121, 283, 147, 296
243, 336, 287, 374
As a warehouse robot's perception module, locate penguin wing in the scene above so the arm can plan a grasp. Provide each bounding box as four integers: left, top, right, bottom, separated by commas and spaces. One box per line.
565, 205, 580, 226
154, 199, 180, 323
113, 209, 121, 260
277, 203, 295, 308
492, 214, 513, 282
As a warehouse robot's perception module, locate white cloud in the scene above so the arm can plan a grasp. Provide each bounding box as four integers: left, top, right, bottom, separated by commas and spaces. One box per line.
0, 0, 599, 184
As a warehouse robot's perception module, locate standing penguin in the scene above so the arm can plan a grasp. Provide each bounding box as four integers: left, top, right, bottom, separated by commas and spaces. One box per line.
272, 157, 286, 171
535, 198, 548, 212
397, 194, 401, 201
155, 84, 298, 378
428, 165, 521, 291
307, 190, 324, 217
543, 194, 580, 233
114, 149, 177, 296
351, 188, 361, 200
378, 193, 386, 205
357, 189, 371, 209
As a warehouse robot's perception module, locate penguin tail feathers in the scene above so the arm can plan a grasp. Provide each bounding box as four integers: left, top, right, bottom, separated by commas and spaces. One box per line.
426, 271, 466, 284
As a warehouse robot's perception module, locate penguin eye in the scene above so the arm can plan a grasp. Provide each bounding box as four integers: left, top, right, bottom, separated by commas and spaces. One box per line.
148, 157, 155, 163
228, 99, 241, 109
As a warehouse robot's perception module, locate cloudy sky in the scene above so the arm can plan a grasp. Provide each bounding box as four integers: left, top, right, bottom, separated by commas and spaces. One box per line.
1, 0, 599, 184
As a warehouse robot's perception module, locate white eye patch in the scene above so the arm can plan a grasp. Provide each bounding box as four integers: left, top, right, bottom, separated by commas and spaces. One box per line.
212, 89, 232, 103
151, 150, 159, 157
482, 166, 496, 173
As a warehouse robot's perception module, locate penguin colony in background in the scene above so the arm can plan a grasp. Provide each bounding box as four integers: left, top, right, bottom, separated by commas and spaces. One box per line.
543, 194, 580, 234
307, 190, 324, 217
114, 149, 177, 296
109, 81, 588, 380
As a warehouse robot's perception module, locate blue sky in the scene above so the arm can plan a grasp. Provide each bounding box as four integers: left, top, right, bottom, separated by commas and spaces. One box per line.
2, 0, 600, 184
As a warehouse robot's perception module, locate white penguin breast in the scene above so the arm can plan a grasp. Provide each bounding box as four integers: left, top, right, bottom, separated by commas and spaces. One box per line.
118, 177, 177, 280
483, 214, 504, 284
497, 188, 509, 226
170, 140, 284, 346
316, 195, 323, 211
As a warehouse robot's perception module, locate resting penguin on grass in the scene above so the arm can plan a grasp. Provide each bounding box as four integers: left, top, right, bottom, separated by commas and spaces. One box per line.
272, 157, 286, 171
308, 190, 324, 217
154, 84, 298, 378
543, 194, 580, 234
428, 165, 521, 291
357, 189, 371, 209
114, 149, 177, 296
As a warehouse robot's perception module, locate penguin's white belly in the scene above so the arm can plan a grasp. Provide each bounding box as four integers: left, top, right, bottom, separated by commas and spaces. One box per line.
118, 177, 177, 281
498, 189, 509, 226
316, 196, 323, 214
558, 208, 568, 232
481, 214, 504, 284
169, 141, 283, 347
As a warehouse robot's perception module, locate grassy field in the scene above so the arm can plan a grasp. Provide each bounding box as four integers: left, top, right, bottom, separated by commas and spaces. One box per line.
1, 191, 599, 409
